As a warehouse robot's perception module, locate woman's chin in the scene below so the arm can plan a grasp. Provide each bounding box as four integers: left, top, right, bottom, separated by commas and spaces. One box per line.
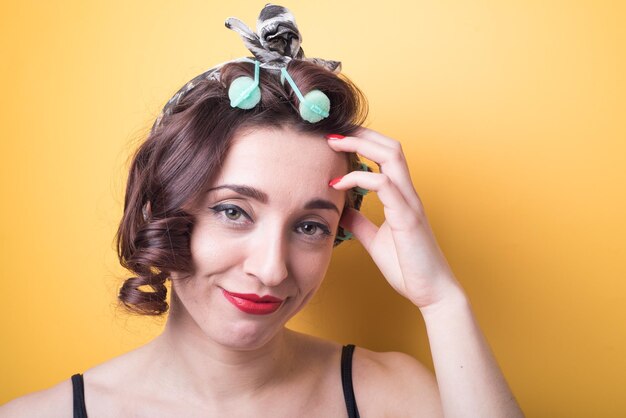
212, 321, 286, 350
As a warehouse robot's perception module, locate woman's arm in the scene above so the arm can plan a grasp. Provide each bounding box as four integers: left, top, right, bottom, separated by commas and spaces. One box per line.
420, 286, 523, 417
326, 128, 523, 417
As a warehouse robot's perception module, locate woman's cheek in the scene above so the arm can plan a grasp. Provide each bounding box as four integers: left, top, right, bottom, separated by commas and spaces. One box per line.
293, 245, 334, 285
190, 221, 243, 265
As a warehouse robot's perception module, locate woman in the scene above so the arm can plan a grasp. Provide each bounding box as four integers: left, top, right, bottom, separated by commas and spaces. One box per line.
1, 4, 523, 417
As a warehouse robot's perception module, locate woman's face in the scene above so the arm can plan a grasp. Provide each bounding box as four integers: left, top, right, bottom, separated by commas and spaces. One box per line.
170, 125, 349, 349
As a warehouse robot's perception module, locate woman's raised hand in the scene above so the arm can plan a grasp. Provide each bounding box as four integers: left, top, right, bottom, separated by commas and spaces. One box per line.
327, 128, 525, 417
326, 127, 465, 310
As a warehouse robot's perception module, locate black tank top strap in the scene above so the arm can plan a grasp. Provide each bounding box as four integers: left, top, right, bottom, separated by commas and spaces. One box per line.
341, 344, 360, 418
71, 373, 88, 418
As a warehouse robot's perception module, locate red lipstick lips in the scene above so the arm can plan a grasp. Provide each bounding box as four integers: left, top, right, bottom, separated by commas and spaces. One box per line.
221, 289, 284, 315
224, 291, 283, 303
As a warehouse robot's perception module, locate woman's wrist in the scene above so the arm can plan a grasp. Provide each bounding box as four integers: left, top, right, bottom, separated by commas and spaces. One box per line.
417, 278, 471, 322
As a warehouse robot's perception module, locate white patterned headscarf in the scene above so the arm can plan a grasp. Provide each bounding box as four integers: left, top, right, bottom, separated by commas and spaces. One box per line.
152, 3, 341, 130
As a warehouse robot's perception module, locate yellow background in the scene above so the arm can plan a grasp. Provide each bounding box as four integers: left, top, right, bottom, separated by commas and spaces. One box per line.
1, 1, 625, 416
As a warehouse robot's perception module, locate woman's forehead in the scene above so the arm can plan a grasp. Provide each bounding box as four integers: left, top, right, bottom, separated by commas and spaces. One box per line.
222, 127, 348, 177
202, 127, 348, 208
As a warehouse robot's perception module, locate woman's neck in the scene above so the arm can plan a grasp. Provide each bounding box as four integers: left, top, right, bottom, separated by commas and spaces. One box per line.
142, 305, 299, 405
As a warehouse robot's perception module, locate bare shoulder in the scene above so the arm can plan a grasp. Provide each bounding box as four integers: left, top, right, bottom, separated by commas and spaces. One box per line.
352, 346, 444, 418
0, 344, 149, 418
0, 378, 73, 418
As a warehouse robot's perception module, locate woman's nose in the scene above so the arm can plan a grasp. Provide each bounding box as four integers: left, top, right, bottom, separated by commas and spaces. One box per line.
242, 226, 289, 287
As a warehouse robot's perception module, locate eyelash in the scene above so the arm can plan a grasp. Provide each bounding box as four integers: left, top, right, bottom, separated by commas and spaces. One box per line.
209, 204, 333, 241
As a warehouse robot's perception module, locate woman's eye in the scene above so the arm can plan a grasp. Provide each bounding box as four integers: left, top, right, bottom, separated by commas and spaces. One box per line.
210, 204, 250, 224
297, 222, 331, 238
224, 207, 242, 220
301, 223, 318, 235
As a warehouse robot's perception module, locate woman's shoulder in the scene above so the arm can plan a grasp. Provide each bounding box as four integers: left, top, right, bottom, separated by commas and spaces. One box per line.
0, 377, 74, 418
351, 344, 443, 417
0, 347, 145, 418
292, 331, 443, 416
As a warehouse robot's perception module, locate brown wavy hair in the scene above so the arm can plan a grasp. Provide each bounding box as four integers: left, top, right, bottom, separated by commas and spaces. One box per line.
116, 59, 369, 316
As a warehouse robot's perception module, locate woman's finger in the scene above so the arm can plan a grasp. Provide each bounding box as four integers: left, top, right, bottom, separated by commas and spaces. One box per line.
354, 126, 401, 148
331, 171, 421, 230
327, 134, 423, 212
338, 207, 378, 250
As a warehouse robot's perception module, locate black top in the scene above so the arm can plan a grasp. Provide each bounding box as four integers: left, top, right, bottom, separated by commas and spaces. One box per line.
341, 344, 361, 418
70, 373, 87, 418
71, 343, 360, 418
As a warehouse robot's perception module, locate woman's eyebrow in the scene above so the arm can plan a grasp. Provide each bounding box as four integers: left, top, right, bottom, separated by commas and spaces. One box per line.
207, 184, 340, 214
304, 199, 340, 215
208, 184, 268, 203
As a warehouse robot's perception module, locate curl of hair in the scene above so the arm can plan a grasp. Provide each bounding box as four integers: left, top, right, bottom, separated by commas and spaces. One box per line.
116, 59, 369, 316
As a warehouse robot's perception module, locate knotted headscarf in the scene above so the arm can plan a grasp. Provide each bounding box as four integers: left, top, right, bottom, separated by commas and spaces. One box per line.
152, 3, 341, 130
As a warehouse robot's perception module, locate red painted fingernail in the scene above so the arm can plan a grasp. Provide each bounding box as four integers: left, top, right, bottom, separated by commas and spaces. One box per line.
328, 176, 344, 187
325, 134, 345, 140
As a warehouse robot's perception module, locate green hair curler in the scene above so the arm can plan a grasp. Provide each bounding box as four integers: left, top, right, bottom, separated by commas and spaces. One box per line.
280, 67, 330, 123
228, 59, 261, 109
